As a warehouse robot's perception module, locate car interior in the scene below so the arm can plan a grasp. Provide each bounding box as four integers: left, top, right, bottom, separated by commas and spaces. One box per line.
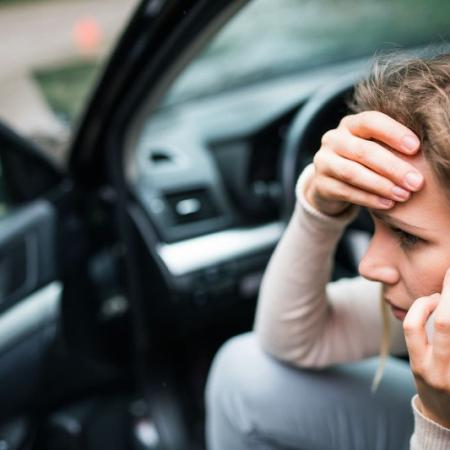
1, 0, 450, 449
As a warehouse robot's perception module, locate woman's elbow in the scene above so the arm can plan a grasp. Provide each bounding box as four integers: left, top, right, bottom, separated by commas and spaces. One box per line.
254, 322, 329, 370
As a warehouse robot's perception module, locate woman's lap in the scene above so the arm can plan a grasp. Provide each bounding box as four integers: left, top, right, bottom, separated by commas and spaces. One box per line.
205, 332, 416, 450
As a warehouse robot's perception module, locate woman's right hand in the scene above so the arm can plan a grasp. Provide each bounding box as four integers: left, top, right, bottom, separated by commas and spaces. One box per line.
304, 111, 425, 216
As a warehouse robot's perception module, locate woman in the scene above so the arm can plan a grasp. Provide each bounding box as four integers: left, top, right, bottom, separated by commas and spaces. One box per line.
206, 54, 450, 449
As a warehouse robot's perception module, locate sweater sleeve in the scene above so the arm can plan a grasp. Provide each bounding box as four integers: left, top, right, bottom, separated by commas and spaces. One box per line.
410, 395, 450, 449
254, 163, 407, 367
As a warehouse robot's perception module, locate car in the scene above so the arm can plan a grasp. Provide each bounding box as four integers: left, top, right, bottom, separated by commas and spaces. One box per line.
1, 0, 450, 449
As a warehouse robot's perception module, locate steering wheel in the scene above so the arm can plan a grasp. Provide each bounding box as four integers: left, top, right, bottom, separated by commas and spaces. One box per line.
281, 74, 374, 280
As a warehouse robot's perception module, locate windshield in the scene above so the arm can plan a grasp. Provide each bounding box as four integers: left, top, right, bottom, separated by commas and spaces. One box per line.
163, 0, 450, 106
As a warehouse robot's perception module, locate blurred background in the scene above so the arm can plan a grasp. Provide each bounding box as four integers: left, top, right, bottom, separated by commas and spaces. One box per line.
0, 0, 138, 164
3, 0, 450, 168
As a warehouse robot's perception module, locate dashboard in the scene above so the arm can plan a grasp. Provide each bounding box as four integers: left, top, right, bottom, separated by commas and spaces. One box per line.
129, 58, 369, 315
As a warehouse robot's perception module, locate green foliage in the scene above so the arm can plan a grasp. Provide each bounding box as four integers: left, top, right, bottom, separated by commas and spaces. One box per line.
33, 61, 100, 126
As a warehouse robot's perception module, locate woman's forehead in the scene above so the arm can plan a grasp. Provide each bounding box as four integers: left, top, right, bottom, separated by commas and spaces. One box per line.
387, 151, 450, 233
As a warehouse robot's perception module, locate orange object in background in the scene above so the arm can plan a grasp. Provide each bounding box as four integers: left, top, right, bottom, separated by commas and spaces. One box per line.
73, 17, 103, 54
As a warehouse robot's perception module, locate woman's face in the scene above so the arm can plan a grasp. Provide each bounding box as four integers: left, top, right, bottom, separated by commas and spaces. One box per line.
358, 151, 450, 320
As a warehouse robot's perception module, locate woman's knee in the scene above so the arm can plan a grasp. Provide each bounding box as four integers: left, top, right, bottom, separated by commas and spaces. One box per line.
205, 332, 289, 445
205, 334, 417, 450
206, 332, 333, 447
206, 332, 268, 416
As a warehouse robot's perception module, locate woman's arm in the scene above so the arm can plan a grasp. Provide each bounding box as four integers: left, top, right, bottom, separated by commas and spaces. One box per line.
410, 395, 450, 449
254, 164, 406, 367
403, 273, 450, 448
254, 111, 422, 367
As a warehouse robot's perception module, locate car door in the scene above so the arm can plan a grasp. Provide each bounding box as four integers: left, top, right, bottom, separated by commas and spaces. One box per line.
0, 122, 63, 446
0, 1, 140, 448
0, 0, 228, 447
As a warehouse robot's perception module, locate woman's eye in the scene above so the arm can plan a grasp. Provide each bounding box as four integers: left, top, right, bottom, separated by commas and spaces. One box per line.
391, 227, 421, 249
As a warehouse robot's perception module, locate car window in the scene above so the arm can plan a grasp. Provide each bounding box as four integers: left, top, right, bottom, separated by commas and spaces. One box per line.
0, 0, 138, 165
162, 0, 450, 106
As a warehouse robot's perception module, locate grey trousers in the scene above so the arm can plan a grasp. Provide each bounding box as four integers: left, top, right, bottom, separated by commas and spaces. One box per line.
205, 333, 416, 450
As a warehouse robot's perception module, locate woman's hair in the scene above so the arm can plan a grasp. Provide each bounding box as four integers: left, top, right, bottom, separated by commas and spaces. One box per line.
349, 52, 450, 390
350, 52, 450, 204
371, 296, 391, 393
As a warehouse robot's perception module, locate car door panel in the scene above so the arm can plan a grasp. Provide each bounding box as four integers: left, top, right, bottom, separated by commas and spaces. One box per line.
0, 200, 57, 310
0, 199, 60, 419
0, 306, 59, 421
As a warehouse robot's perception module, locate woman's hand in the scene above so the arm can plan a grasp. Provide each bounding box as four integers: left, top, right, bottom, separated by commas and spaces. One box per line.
304, 111, 424, 216
404, 268, 450, 429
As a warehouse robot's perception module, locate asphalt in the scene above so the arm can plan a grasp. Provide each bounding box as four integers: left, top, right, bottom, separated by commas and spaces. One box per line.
0, 0, 137, 156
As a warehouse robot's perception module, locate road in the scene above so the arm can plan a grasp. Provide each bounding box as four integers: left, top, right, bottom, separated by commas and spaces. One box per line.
0, 0, 137, 148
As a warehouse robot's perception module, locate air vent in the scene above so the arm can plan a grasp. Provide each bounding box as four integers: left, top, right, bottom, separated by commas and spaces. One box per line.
149, 149, 173, 165
165, 189, 219, 225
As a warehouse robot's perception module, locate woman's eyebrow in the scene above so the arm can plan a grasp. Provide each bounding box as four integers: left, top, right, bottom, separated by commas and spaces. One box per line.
370, 211, 427, 231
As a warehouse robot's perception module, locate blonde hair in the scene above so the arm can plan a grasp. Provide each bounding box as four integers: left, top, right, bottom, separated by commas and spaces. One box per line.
350, 52, 450, 390
371, 296, 391, 392
351, 52, 450, 204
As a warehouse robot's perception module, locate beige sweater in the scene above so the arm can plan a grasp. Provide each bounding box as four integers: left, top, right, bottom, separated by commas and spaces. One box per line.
254, 163, 450, 449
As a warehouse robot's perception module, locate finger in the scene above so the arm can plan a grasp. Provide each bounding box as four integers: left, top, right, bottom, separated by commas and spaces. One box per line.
316, 150, 411, 202
324, 129, 424, 192
431, 268, 450, 357
340, 111, 420, 155
403, 294, 440, 361
314, 174, 395, 210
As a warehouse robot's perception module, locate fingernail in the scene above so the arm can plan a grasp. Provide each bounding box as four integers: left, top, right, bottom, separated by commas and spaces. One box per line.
391, 186, 410, 200
405, 171, 423, 190
378, 198, 394, 207
402, 135, 419, 152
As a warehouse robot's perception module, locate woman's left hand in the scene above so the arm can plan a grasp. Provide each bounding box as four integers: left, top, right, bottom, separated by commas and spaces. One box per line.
403, 267, 450, 429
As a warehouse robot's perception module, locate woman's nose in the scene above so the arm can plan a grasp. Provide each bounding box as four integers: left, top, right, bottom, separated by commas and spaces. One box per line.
358, 235, 400, 285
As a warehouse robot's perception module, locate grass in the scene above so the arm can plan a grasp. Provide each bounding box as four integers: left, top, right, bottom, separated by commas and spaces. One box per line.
33, 60, 101, 126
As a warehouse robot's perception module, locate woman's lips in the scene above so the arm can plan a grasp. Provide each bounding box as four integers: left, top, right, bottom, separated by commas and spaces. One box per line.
384, 298, 408, 320
390, 305, 408, 320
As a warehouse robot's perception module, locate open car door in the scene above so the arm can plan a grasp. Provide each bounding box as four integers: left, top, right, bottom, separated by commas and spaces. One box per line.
0, 123, 63, 447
